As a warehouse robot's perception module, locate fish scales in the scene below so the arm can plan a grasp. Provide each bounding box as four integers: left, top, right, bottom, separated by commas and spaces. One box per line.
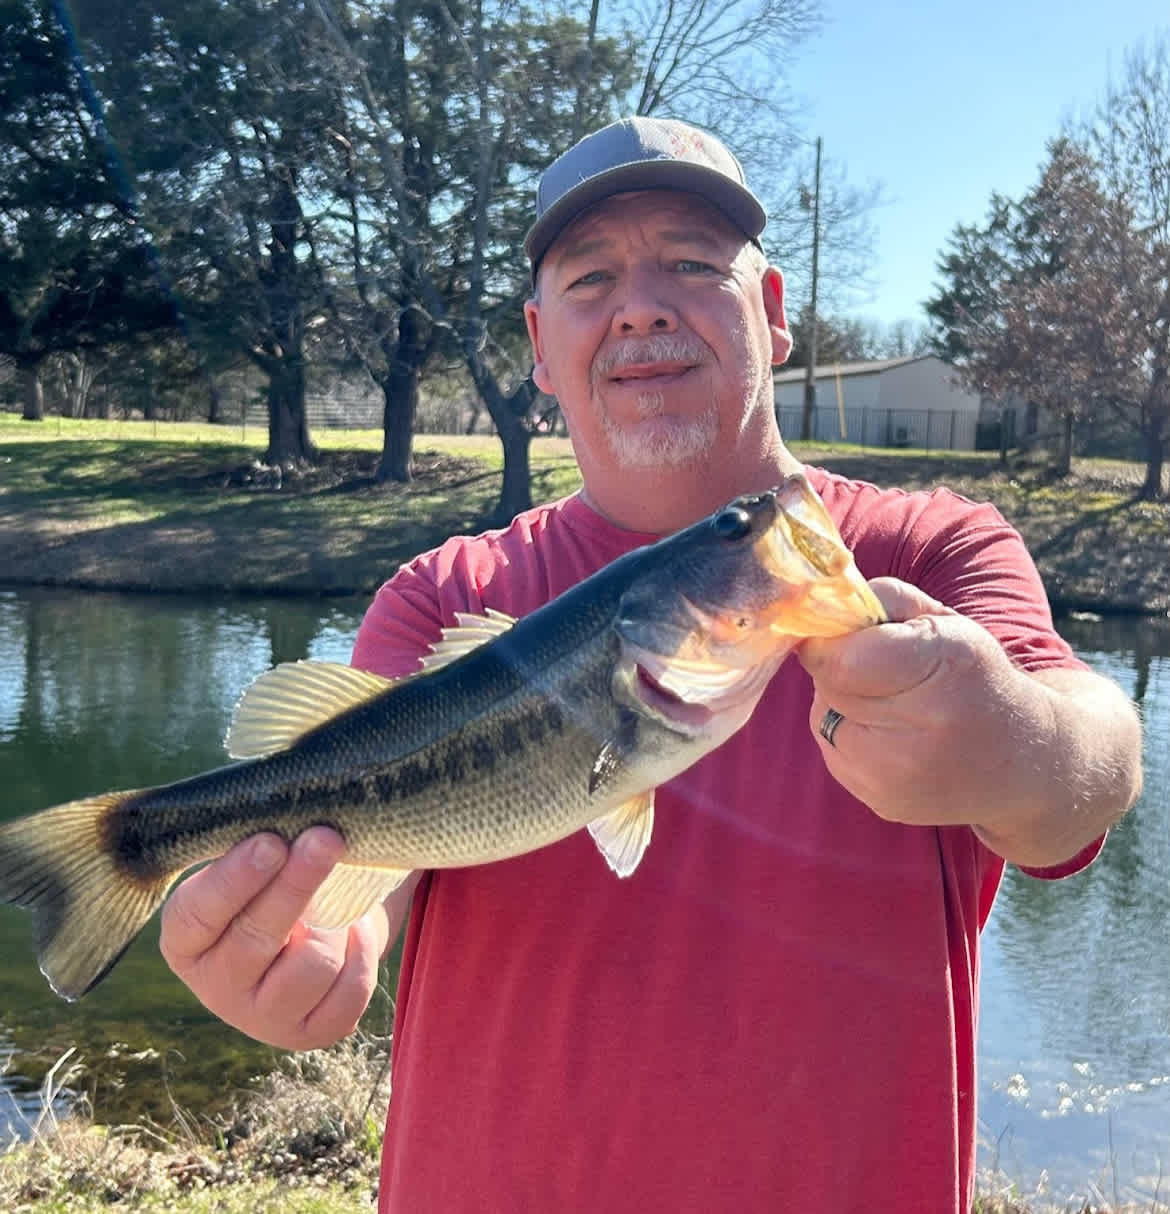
103, 594, 627, 875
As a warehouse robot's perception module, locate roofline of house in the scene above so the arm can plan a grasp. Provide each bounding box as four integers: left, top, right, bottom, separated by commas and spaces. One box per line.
772, 353, 936, 385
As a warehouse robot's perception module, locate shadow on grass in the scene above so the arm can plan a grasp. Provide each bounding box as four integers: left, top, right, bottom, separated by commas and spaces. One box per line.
0, 445, 517, 595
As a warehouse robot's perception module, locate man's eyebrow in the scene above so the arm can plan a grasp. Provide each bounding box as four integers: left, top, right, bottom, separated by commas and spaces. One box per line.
551, 235, 610, 265
551, 226, 730, 268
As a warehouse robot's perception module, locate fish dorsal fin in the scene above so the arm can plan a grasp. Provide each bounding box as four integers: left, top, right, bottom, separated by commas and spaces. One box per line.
304, 862, 413, 930
418, 607, 517, 671
587, 791, 655, 878
226, 661, 396, 759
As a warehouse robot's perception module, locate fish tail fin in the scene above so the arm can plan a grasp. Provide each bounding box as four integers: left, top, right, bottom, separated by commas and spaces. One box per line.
0, 793, 171, 1001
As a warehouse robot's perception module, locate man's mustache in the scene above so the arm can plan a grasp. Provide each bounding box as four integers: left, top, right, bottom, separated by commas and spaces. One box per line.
593, 337, 707, 378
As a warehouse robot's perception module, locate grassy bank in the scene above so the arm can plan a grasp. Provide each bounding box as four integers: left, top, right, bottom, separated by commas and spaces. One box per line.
1, 413, 1168, 611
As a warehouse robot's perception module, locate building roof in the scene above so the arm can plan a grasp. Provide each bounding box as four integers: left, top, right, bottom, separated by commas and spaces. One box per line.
772, 353, 934, 385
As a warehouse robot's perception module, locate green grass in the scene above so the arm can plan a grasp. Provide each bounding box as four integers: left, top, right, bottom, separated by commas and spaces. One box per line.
0, 421, 584, 595
0, 415, 1166, 608
2, 1176, 375, 1213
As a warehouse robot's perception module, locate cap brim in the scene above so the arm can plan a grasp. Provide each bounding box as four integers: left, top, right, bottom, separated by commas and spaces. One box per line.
524, 161, 766, 271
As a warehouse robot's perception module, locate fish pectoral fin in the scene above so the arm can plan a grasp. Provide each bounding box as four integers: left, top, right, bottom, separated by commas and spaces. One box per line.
587, 709, 640, 796
418, 608, 517, 671
304, 862, 414, 930
587, 792, 655, 879
226, 662, 396, 759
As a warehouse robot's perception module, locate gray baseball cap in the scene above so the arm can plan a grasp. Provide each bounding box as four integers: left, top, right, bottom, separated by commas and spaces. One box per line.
524, 117, 766, 273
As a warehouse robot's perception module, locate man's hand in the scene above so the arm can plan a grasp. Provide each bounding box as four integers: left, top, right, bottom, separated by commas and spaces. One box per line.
159, 827, 390, 1050
796, 577, 1141, 866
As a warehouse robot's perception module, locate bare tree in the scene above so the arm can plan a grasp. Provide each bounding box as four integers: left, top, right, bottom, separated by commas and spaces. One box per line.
1083, 34, 1170, 499
931, 138, 1159, 484
613, 0, 879, 304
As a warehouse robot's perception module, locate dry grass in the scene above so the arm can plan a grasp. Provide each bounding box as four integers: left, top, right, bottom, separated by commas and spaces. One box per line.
3, 1039, 1166, 1212
1, 1038, 389, 1212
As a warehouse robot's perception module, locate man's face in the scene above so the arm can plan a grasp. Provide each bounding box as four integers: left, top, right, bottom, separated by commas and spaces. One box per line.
524, 190, 791, 475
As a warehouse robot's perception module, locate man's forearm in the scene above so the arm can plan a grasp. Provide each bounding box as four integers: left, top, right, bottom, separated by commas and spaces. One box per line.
972, 667, 1143, 868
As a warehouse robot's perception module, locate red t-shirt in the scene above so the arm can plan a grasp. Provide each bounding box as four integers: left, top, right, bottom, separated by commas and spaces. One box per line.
351, 467, 1101, 1214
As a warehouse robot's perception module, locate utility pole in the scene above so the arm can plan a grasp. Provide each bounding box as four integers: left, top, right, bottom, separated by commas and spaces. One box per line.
800, 136, 822, 442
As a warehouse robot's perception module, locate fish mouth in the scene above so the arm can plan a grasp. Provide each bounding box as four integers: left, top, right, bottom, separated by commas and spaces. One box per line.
632, 663, 715, 731
620, 644, 782, 736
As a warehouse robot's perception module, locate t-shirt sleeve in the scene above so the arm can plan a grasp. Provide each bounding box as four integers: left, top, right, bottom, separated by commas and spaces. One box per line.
350, 549, 449, 680
846, 484, 1086, 673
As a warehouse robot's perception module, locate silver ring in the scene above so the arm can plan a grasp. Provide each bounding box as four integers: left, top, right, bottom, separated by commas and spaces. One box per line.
819, 708, 845, 748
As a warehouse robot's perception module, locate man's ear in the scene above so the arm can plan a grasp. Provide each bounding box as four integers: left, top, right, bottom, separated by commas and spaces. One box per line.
763, 267, 793, 366
524, 297, 555, 395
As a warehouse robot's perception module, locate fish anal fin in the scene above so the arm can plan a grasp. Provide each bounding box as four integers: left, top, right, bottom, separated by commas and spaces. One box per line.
587, 792, 655, 878
418, 608, 518, 672
304, 862, 413, 930
226, 662, 396, 759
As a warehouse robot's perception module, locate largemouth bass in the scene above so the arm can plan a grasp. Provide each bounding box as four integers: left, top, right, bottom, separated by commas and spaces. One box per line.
0, 473, 884, 1001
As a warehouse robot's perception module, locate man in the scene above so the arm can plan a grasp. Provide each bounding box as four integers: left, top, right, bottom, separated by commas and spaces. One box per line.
160, 118, 1142, 1211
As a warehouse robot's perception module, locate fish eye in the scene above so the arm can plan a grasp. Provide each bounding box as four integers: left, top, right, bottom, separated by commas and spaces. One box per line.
712, 505, 752, 540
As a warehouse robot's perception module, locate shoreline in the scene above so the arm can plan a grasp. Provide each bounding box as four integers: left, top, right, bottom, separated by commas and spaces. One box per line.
1, 427, 1167, 615
0, 574, 1162, 619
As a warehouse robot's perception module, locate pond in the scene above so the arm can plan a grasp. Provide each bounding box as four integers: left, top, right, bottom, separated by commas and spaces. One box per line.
0, 586, 1167, 1201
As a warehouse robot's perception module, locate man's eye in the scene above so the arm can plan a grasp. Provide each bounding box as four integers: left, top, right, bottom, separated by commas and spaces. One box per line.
568, 269, 608, 288
675, 259, 715, 274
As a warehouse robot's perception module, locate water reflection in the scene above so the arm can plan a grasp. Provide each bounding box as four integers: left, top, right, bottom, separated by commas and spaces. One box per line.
977, 611, 1170, 1201
0, 589, 1167, 1199
0, 588, 382, 1138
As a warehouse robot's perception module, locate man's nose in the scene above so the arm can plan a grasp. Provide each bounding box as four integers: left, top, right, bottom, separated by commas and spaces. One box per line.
612, 266, 679, 335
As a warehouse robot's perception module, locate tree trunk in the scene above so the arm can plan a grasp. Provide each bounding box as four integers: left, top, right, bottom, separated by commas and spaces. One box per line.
463, 348, 536, 523
1139, 416, 1166, 501
376, 304, 430, 483
1139, 376, 1169, 501
19, 360, 43, 421
1052, 413, 1073, 477
495, 407, 533, 524
207, 376, 224, 424
264, 360, 316, 467
489, 377, 537, 524
262, 165, 316, 466
142, 360, 156, 421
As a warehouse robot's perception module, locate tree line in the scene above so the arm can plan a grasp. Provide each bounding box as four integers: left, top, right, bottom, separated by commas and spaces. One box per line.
7, 2, 1163, 511
926, 36, 1170, 501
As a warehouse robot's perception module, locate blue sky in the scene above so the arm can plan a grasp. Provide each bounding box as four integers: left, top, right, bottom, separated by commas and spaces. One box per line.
782, 0, 1167, 328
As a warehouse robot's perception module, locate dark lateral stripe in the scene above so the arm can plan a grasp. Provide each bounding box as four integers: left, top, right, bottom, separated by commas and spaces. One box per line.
366, 696, 570, 806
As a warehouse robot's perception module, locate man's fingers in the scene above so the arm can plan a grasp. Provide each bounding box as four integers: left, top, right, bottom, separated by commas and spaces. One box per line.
797, 577, 960, 699
160, 832, 289, 969
274, 915, 389, 1048
868, 576, 955, 624
160, 827, 347, 985
219, 827, 348, 979
799, 614, 949, 699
